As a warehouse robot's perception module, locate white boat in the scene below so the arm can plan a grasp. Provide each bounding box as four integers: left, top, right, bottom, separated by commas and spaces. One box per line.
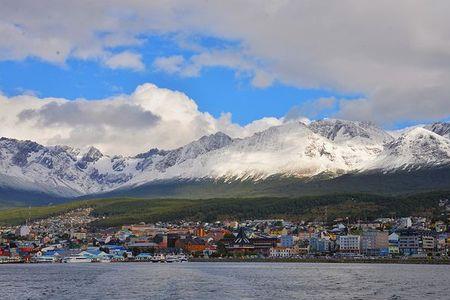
63, 255, 92, 263
97, 257, 111, 263
165, 254, 177, 263
151, 254, 166, 263
35, 255, 58, 263
91, 257, 112, 263
165, 254, 188, 263
178, 254, 188, 262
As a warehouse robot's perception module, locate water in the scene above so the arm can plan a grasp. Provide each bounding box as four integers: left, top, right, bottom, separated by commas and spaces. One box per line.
0, 262, 448, 299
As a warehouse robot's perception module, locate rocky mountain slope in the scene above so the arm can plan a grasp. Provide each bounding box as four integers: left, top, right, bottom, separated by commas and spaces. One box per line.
0, 120, 449, 200
425, 122, 450, 139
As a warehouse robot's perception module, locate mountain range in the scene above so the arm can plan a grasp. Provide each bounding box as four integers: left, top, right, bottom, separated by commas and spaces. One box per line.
1, 119, 450, 205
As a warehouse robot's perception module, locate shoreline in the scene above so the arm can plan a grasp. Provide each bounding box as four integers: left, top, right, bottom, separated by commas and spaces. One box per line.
189, 258, 450, 265
0, 258, 449, 265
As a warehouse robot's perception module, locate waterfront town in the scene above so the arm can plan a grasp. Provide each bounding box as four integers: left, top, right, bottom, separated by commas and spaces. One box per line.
0, 205, 449, 264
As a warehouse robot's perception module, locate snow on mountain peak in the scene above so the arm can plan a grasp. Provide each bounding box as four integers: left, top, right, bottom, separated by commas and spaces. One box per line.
152, 121, 356, 181
425, 122, 450, 139
0, 119, 449, 197
76, 146, 104, 169
308, 119, 393, 144
364, 127, 450, 171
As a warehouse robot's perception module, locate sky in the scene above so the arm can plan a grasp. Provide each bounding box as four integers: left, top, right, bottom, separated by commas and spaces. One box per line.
0, 1, 449, 155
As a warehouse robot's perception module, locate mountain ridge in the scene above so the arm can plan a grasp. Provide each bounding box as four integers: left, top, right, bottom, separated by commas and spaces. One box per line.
0, 119, 449, 204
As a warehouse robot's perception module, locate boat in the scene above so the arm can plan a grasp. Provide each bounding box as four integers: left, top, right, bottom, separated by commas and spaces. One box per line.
35, 255, 58, 263
151, 253, 166, 263
91, 257, 111, 263
165, 254, 188, 263
165, 254, 177, 263
63, 255, 92, 263
178, 254, 188, 262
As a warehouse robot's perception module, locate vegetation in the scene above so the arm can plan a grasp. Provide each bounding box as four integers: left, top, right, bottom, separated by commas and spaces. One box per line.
0, 191, 448, 227
0, 201, 90, 225
97, 167, 450, 199
2, 167, 450, 210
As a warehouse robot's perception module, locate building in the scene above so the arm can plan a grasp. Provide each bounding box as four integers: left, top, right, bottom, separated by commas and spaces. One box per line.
309, 237, 333, 254
361, 230, 389, 256
248, 236, 278, 257
153, 234, 168, 249
225, 227, 255, 255
398, 217, 412, 229
175, 237, 206, 253
436, 234, 448, 255
15, 225, 31, 237
122, 224, 166, 237
297, 231, 313, 241
203, 245, 217, 257
421, 236, 435, 255
70, 231, 87, 240
269, 247, 295, 258
279, 235, 294, 248
388, 232, 400, 255
339, 235, 360, 253
223, 228, 277, 256
398, 229, 435, 256
195, 228, 206, 237
127, 240, 159, 254
204, 228, 231, 242
398, 233, 420, 255
268, 228, 288, 236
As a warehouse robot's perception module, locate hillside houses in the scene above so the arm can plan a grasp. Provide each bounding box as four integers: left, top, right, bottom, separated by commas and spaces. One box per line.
0, 208, 449, 263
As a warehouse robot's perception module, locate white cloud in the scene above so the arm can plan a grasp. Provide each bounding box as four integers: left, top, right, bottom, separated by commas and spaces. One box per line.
2, 83, 280, 155
156, 50, 271, 84
153, 50, 269, 85
251, 70, 274, 88
1, 1, 450, 123
214, 113, 283, 138
285, 97, 338, 121
153, 55, 185, 74
104, 51, 144, 71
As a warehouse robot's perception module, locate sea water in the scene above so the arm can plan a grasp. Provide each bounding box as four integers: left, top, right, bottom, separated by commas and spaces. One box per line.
0, 262, 448, 299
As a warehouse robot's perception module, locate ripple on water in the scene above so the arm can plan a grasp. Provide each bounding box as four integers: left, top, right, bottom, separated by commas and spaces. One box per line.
0, 263, 449, 300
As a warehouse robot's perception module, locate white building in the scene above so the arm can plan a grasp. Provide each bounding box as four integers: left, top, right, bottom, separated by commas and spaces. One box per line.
399, 217, 412, 229
15, 225, 31, 237
269, 247, 296, 258
339, 235, 361, 253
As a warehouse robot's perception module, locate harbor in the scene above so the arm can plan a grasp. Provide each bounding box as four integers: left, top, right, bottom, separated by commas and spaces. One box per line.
1, 205, 449, 266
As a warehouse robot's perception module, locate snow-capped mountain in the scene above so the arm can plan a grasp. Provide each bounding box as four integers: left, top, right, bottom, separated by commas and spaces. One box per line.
363, 127, 450, 171
309, 119, 394, 145
139, 120, 389, 182
136, 121, 352, 181
0, 120, 449, 199
308, 119, 394, 167
0, 131, 234, 197
0, 138, 132, 197
425, 122, 450, 139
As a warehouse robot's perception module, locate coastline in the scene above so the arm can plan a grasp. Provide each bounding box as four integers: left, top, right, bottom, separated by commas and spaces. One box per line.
0, 258, 449, 265
189, 257, 450, 265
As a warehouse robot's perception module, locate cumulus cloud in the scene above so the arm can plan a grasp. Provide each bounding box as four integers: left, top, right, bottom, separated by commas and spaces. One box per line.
1, 1, 450, 123
3, 84, 281, 155
17, 101, 159, 128
103, 51, 145, 71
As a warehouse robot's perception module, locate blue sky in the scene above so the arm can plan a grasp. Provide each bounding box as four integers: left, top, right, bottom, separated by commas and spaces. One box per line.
0, 35, 356, 126
0, 60, 351, 126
